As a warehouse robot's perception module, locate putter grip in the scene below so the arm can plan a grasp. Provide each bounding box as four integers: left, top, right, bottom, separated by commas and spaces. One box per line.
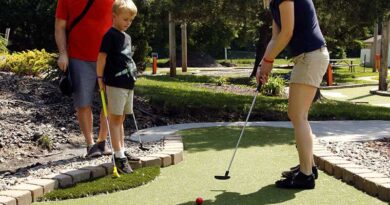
256, 84, 262, 92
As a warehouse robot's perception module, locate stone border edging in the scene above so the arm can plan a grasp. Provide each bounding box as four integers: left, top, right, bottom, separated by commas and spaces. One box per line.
313, 140, 390, 202
0, 135, 184, 205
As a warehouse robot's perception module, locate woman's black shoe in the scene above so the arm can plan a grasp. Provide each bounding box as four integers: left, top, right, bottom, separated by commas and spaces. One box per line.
281, 165, 318, 179
276, 171, 315, 189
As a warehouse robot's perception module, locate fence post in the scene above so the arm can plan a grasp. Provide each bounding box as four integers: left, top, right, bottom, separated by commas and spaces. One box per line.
326, 63, 333, 86
152, 52, 158, 75
5, 28, 10, 46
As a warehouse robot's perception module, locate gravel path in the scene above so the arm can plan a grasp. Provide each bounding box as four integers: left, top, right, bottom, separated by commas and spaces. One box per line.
324, 137, 390, 177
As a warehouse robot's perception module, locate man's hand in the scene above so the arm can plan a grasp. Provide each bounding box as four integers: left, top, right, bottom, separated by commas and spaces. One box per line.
256, 60, 273, 85
57, 53, 69, 72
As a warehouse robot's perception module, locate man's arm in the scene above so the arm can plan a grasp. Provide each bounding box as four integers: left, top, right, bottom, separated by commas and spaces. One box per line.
55, 18, 68, 71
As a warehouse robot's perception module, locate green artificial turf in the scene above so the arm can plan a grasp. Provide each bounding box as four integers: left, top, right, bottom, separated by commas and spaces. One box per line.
39, 166, 160, 201
35, 127, 386, 205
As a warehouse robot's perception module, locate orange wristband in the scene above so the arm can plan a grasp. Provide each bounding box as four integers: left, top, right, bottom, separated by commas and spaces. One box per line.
263, 58, 274, 64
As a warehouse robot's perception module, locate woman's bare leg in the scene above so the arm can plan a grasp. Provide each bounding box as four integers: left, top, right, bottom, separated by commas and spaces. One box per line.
288, 83, 317, 175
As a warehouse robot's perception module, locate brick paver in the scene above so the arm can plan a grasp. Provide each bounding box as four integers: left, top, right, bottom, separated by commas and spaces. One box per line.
0, 190, 31, 205
9, 184, 43, 202
0, 196, 16, 205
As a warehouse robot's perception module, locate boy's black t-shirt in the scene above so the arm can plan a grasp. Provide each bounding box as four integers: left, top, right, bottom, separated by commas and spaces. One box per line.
100, 27, 136, 90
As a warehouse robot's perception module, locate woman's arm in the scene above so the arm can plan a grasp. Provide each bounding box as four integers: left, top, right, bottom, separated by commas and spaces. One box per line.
264, 1, 294, 60
257, 1, 294, 84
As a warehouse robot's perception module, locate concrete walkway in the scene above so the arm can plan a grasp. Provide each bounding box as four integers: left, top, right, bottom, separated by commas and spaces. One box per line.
130, 120, 390, 143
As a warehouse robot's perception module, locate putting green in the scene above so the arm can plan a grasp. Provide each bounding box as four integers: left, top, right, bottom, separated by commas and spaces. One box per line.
35, 126, 386, 205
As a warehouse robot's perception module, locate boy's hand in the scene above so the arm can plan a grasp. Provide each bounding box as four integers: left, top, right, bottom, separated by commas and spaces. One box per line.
98, 78, 105, 91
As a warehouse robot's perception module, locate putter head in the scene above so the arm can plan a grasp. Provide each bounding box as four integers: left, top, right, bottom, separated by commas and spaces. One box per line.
214, 171, 230, 180
214, 175, 230, 180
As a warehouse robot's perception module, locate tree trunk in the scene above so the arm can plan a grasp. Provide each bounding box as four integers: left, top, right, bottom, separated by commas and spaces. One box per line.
372, 22, 378, 72
379, 18, 389, 91
181, 22, 187, 73
169, 12, 176, 77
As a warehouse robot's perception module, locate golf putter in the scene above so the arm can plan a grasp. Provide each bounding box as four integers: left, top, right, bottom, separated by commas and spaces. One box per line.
100, 89, 120, 178
215, 84, 262, 180
132, 113, 150, 151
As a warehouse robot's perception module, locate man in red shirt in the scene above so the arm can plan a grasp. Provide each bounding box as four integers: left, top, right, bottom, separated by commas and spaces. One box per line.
55, 0, 114, 157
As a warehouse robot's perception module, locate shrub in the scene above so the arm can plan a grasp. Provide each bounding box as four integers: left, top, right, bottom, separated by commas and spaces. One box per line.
260, 76, 285, 96
0, 35, 8, 54
214, 76, 227, 86
38, 135, 53, 151
0, 49, 57, 76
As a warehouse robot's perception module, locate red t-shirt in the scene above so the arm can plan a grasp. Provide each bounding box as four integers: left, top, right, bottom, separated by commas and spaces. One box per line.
55, 0, 114, 61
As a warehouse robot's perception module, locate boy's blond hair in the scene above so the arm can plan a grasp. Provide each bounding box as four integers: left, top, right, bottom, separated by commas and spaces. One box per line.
113, 0, 138, 15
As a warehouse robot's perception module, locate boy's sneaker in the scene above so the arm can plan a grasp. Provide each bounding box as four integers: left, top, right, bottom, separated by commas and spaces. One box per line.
281, 165, 318, 179
275, 171, 315, 189
97, 140, 112, 155
124, 150, 140, 161
86, 144, 102, 158
114, 157, 133, 174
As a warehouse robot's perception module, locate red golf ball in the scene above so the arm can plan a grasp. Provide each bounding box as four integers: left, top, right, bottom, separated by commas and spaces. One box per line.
195, 197, 203, 205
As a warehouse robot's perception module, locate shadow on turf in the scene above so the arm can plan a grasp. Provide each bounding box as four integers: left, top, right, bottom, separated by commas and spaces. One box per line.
178, 184, 303, 205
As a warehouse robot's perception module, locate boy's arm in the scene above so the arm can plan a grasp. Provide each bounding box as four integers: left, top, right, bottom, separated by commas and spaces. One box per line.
97, 52, 107, 90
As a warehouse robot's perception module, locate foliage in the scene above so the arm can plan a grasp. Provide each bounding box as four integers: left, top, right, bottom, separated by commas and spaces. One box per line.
330, 46, 347, 59
40, 166, 160, 201
260, 76, 285, 96
38, 135, 53, 151
0, 49, 57, 76
0, 35, 8, 54
0, 0, 389, 62
0, 0, 57, 51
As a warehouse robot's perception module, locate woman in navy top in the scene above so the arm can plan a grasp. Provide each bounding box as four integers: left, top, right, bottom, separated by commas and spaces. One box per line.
257, 0, 329, 189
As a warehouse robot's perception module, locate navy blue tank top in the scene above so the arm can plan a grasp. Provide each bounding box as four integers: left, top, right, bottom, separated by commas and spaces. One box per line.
270, 0, 326, 56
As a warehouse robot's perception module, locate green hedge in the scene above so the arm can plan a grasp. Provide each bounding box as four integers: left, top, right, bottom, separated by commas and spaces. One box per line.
0, 49, 57, 76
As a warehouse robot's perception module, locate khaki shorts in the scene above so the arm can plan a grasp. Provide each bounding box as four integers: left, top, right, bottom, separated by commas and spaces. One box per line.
290, 47, 330, 88
106, 86, 134, 115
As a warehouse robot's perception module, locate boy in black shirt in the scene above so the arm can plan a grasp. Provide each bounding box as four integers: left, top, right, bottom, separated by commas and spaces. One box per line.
97, 0, 137, 174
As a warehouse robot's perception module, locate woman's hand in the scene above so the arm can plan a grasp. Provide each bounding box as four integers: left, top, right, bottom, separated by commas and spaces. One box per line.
256, 60, 273, 85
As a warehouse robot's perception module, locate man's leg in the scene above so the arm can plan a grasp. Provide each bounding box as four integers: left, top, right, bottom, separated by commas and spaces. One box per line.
69, 59, 102, 157
76, 106, 94, 145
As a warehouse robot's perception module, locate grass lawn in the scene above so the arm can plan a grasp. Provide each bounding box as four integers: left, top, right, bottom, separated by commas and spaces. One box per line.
35, 127, 386, 205
40, 167, 160, 201
135, 75, 390, 120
